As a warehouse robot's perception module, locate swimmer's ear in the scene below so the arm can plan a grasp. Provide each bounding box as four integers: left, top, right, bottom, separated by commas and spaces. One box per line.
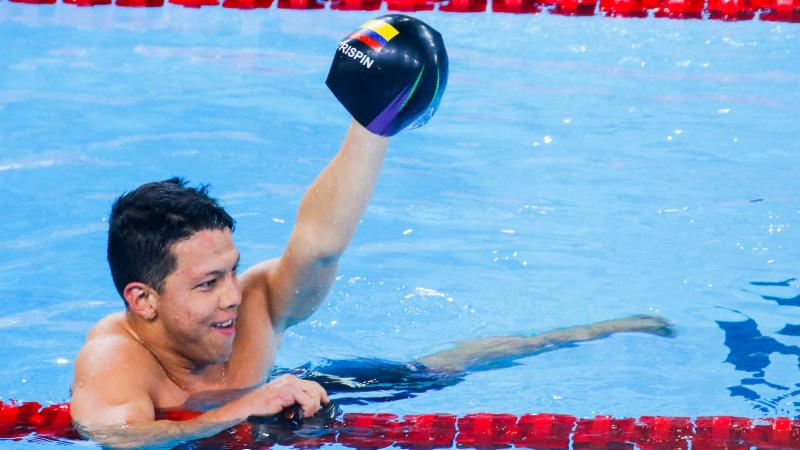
124, 282, 158, 321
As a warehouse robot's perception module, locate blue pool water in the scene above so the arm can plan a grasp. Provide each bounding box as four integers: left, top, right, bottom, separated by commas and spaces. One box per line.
0, 3, 798, 448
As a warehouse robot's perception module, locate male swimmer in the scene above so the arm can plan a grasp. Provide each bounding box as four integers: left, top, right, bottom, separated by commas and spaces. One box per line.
70, 15, 673, 448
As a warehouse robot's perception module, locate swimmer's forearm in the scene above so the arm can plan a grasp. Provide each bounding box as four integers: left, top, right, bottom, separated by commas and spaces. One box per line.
293, 119, 388, 257
76, 416, 238, 449
76, 402, 251, 449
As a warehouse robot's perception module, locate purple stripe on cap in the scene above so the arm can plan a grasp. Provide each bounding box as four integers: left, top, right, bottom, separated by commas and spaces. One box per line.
366, 85, 411, 136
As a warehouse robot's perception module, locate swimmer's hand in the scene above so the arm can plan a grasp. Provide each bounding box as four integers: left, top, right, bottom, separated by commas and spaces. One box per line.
599, 314, 675, 337
227, 374, 329, 421
248, 402, 339, 446
326, 15, 448, 137
248, 401, 339, 428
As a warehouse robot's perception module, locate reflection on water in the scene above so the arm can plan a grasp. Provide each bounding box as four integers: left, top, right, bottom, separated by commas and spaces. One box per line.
275, 358, 464, 406
717, 278, 800, 418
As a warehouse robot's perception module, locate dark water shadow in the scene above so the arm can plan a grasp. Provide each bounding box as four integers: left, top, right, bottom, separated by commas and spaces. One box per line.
716, 278, 800, 418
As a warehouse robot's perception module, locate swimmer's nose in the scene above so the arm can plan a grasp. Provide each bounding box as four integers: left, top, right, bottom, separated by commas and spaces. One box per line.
219, 272, 242, 310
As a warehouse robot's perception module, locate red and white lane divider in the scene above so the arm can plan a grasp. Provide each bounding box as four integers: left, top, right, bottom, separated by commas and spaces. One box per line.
5, 0, 800, 23
2, 400, 800, 449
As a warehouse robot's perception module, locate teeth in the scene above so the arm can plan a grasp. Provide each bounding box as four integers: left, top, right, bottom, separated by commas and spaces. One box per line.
213, 320, 233, 328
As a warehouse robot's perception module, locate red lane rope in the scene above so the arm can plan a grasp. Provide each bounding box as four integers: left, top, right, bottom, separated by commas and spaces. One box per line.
5, 0, 800, 22
2, 401, 800, 448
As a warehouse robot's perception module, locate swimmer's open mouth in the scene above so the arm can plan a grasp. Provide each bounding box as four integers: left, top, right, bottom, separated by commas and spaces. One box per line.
211, 319, 234, 329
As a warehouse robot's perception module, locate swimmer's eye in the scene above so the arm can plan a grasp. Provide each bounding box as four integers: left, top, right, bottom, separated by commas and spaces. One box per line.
195, 279, 217, 290
232, 263, 239, 275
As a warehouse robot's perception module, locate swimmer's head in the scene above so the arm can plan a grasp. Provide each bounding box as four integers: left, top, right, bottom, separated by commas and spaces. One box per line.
107, 177, 235, 304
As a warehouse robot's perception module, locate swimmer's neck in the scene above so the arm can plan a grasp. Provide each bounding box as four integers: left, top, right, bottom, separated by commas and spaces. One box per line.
123, 312, 228, 392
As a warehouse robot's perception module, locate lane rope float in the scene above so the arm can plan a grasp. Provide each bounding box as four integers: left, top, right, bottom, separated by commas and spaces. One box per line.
2, 400, 800, 448
5, 0, 800, 23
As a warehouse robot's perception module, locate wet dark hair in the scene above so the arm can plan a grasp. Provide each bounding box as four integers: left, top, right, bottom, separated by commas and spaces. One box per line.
107, 177, 235, 301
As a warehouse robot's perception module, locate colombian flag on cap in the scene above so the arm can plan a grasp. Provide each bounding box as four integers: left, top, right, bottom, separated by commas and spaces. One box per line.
347, 19, 400, 52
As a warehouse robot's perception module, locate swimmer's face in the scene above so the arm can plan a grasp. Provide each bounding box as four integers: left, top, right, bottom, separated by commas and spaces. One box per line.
156, 228, 241, 365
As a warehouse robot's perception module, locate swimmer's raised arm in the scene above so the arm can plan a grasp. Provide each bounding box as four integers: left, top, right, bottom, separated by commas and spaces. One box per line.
244, 16, 448, 333
71, 335, 327, 449
241, 120, 388, 332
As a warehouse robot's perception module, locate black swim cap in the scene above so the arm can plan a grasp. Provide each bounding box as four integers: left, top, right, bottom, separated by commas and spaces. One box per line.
326, 15, 448, 137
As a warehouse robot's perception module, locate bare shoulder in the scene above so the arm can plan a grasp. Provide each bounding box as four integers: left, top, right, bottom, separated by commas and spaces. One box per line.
78, 312, 153, 362
74, 312, 161, 390
71, 313, 162, 424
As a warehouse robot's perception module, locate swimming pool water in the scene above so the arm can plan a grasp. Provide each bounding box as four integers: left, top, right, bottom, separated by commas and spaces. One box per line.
0, 4, 798, 448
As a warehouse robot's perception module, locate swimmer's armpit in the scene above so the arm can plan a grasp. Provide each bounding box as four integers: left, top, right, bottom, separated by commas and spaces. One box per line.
416, 314, 675, 373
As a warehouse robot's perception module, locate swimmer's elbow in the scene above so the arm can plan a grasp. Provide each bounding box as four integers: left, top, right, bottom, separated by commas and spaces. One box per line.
289, 228, 347, 266
282, 305, 322, 328
315, 250, 343, 266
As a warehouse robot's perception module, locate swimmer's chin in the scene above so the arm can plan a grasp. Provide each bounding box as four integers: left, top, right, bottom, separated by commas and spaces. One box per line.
196, 347, 235, 367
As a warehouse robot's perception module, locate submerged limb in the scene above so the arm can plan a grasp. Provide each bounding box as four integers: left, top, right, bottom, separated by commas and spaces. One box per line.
259, 316, 673, 405
415, 314, 675, 373
278, 358, 465, 405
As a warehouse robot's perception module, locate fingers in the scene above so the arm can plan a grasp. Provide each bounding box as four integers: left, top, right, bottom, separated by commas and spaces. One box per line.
301, 378, 330, 408
262, 391, 296, 416
264, 375, 329, 418
294, 379, 329, 417
290, 385, 318, 417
